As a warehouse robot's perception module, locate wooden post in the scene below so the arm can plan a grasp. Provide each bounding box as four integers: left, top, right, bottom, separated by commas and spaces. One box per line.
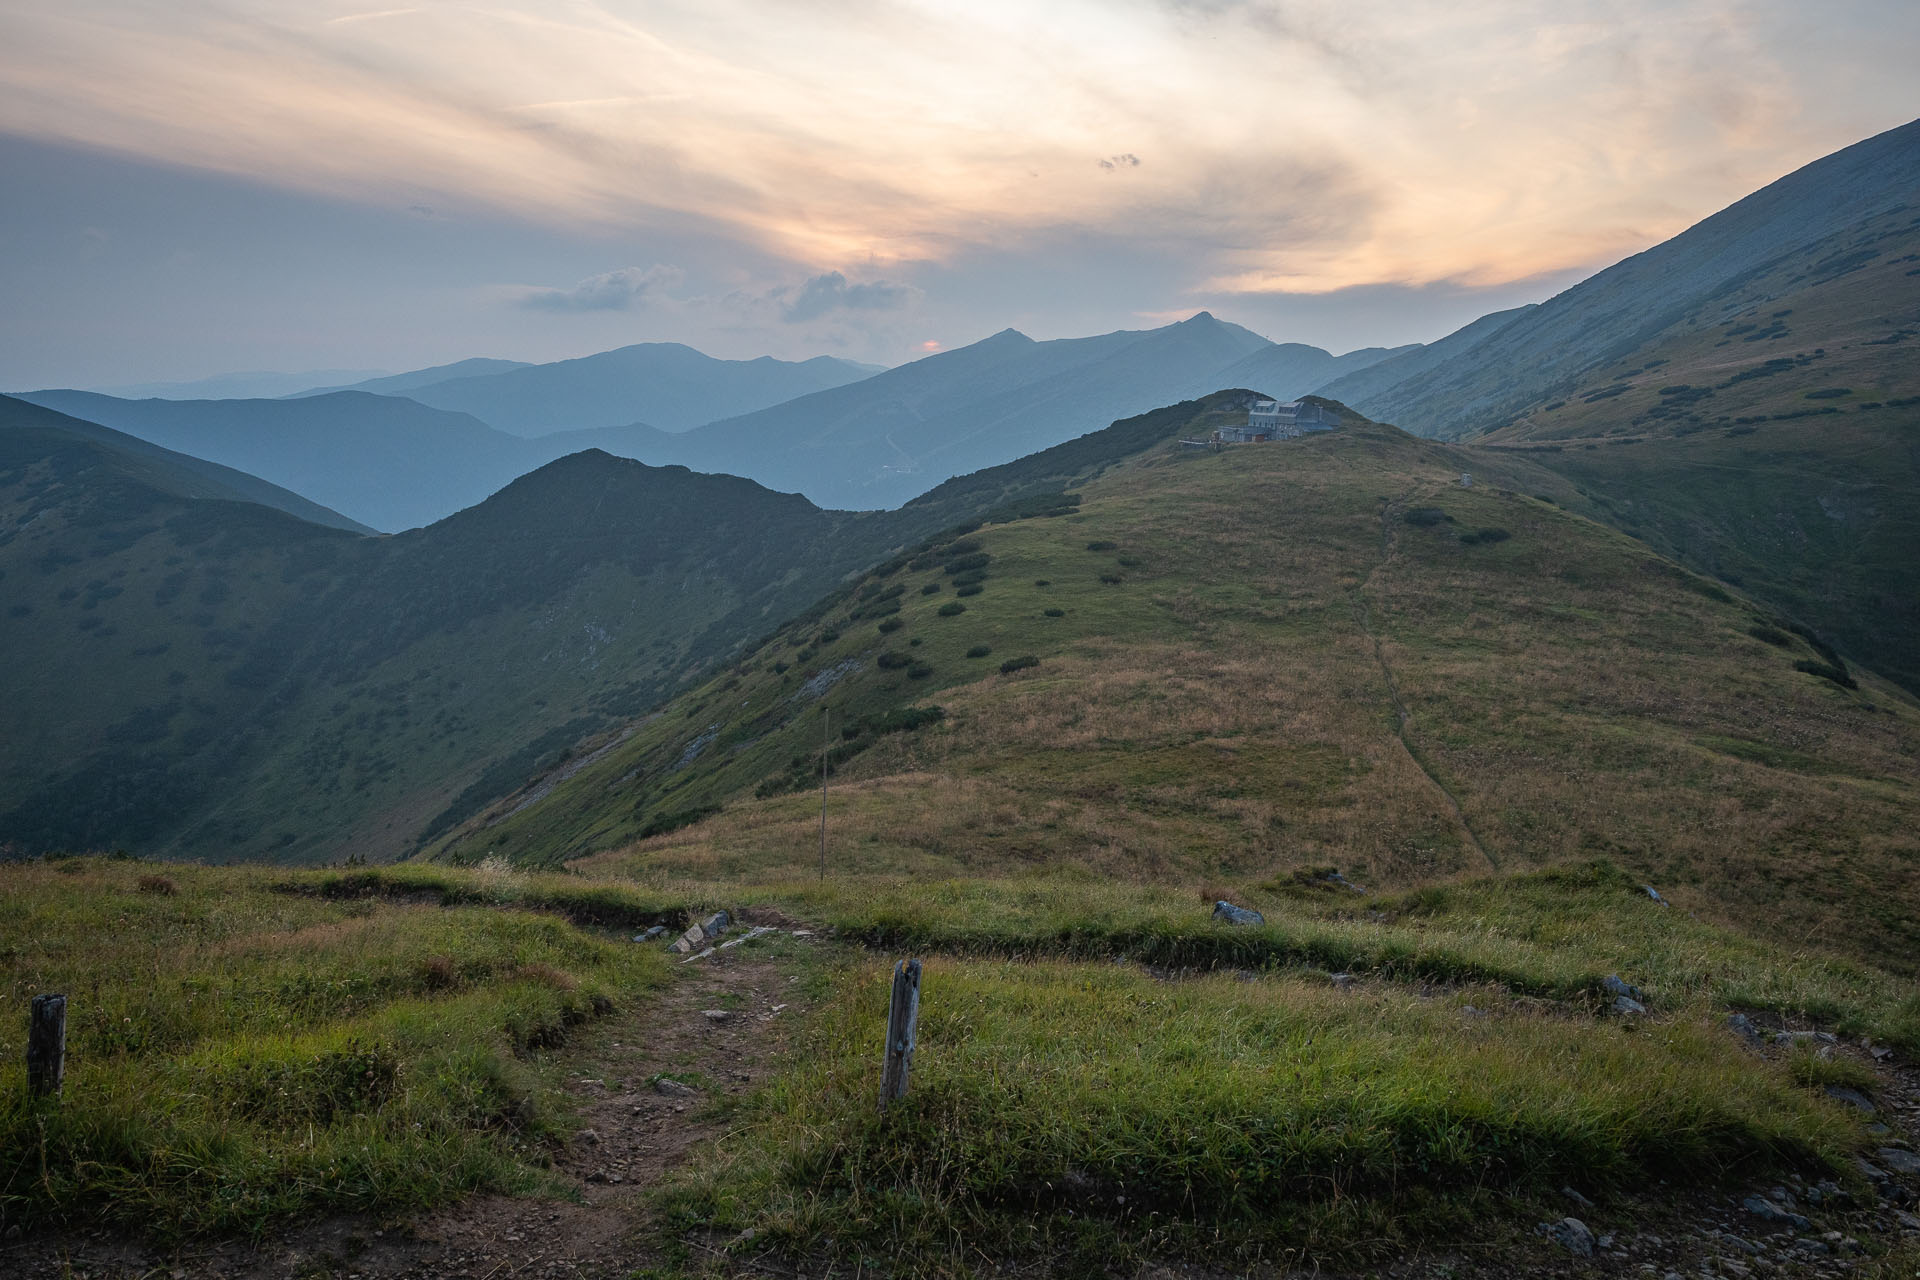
819, 707, 829, 881
27, 994, 66, 1099
878, 958, 921, 1111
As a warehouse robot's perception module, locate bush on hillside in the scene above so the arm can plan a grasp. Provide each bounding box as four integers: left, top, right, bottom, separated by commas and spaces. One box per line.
1000, 655, 1040, 674
938, 602, 966, 617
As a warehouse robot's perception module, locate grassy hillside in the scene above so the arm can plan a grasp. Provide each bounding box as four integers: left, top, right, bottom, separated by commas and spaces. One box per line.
0, 433, 915, 862
437, 398, 1920, 974
1349, 116, 1920, 440
1459, 200, 1920, 692
0, 857, 674, 1238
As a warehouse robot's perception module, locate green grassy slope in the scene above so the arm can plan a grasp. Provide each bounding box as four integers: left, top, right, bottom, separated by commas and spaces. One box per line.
1349, 117, 1920, 440
0, 433, 909, 861
1459, 202, 1920, 691
443, 398, 1920, 972
0, 857, 671, 1238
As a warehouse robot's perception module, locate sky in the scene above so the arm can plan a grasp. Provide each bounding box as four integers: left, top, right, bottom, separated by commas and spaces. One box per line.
1, 0, 1914, 389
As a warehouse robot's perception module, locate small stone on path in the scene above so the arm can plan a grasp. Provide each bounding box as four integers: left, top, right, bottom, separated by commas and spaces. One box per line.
1539, 1216, 1595, 1257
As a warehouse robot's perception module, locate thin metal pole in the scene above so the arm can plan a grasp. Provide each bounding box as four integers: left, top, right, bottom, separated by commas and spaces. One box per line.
819, 707, 828, 881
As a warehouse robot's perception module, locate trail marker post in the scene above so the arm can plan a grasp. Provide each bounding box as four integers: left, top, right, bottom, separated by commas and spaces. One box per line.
27, 993, 66, 1099
879, 958, 921, 1111
819, 707, 829, 881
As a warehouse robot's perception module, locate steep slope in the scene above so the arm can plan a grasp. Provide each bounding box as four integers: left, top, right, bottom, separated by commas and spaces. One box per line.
13, 389, 547, 531
392, 343, 880, 435
644, 313, 1277, 509
1348, 116, 1920, 438
0, 430, 936, 861
288, 357, 532, 398
444, 394, 1920, 972
0, 418, 366, 853
0, 394, 371, 533
1449, 200, 1920, 691
1312, 304, 1535, 406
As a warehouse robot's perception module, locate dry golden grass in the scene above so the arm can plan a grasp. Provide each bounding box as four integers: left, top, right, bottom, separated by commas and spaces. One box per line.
521, 418, 1920, 970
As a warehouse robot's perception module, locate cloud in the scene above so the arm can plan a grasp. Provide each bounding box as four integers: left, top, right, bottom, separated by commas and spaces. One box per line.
0, 0, 1911, 302
779, 272, 919, 324
512, 265, 681, 312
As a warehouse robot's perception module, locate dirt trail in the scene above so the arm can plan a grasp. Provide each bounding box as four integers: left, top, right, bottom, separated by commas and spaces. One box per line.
6, 940, 813, 1280
1350, 488, 1499, 873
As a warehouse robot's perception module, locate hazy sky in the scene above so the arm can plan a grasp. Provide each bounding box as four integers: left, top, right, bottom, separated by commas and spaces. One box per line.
2, 1, 1914, 388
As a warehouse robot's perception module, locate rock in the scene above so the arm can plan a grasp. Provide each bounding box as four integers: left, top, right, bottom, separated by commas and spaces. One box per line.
702, 1009, 734, 1023
1601, 974, 1644, 1002
1461, 1005, 1488, 1018
1743, 1195, 1813, 1231
1538, 1216, 1595, 1257
1721, 1232, 1762, 1254
1894, 1209, 1920, 1231
654, 1077, 700, 1098
1643, 884, 1668, 905
679, 946, 717, 965
668, 923, 706, 954
634, 925, 667, 943
1329, 972, 1358, 989
1876, 1147, 1920, 1175
701, 910, 731, 938
1562, 1186, 1595, 1210
579, 1127, 600, 1144
1211, 900, 1264, 926
1727, 1012, 1765, 1045
1613, 995, 1647, 1015
1823, 1085, 1875, 1114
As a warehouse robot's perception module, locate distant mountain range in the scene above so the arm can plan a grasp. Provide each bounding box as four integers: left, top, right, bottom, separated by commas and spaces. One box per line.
20, 320, 1407, 524
307, 343, 885, 436
15, 389, 546, 532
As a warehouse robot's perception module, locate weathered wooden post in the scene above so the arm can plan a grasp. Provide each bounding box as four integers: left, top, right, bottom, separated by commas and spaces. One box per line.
878, 958, 921, 1111
27, 994, 67, 1099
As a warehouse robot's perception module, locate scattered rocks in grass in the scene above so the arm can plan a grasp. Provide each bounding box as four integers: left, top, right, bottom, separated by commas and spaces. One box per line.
1562, 1186, 1595, 1210
634, 925, 667, 943
1742, 1195, 1813, 1231
1211, 900, 1264, 926
701, 910, 731, 938
1537, 1216, 1596, 1257
701, 1009, 733, 1023
1643, 884, 1669, 905
680, 946, 717, 965
1602, 974, 1645, 1003
1329, 972, 1358, 989
1727, 1012, 1765, 1045
1824, 1084, 1876, 1113
653, 1078, 700, 1098
1895, 1209, 1920, 1230
1613, 994, 1648, 1015
669, 923, 707, 953
1877, 1147, 1920, 1175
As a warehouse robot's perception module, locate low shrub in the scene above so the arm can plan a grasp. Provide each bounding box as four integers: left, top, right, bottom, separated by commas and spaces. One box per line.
956, 585, 984, 598
877, 617, 904, 634
1000, 655, 1040, 674
1043, 607, 1065, 618
1085, 540, 1118, 552
938, 602, 967, 617
921, 583, 942, 595
1458, 528, 1511, 545
966, 645, 992, 658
